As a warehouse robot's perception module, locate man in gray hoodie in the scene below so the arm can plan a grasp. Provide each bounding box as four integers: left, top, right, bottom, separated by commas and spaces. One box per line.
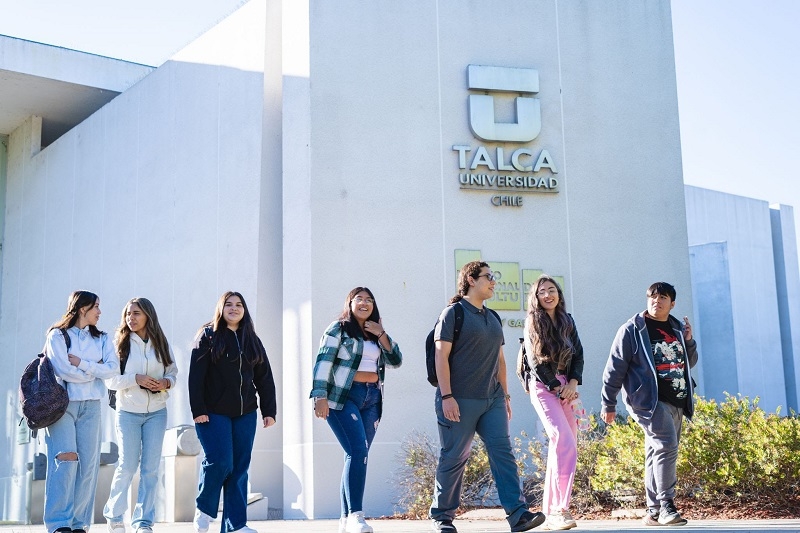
600, 282, 698, 527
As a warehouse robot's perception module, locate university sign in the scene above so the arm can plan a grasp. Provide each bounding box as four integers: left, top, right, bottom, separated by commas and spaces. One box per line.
455, 249, 564, 326
454, 65, 560, 207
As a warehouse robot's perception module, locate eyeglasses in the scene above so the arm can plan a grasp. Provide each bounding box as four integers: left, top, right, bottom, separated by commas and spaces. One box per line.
537, 288, 558, 297
475, 273, 497, 282
354, 296, 374, 305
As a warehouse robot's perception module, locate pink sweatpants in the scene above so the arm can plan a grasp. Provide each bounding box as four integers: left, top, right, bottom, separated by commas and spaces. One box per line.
530, 375, 578, 514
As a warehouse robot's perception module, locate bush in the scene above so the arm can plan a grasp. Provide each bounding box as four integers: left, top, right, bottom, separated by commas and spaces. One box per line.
392, 395, 800, 517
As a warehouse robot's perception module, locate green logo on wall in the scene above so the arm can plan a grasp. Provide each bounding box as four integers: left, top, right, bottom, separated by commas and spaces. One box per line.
455, 249, 563, 312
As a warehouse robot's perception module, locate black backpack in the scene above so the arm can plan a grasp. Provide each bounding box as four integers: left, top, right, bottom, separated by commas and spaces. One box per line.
108, 353, 128, 410
516, 337, 533, 394
425, 302, 501, 387
19, 329, 71, 433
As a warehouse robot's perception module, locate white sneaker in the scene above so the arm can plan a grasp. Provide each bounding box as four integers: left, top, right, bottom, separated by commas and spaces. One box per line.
107, 522, 125, 533
229, 527, 258, 533
339, 516, 347, 533
543, 510, 576, 530
346, 511, 373, 533
136, 527, 153, 533
193, 509, 212, 533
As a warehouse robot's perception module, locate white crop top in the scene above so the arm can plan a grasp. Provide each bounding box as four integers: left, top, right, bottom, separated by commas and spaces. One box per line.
356, 340, 380, 373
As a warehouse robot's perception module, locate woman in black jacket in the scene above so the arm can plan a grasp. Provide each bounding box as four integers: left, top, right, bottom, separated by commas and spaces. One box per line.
523, 275, 584, 531
189, 292, 277, 533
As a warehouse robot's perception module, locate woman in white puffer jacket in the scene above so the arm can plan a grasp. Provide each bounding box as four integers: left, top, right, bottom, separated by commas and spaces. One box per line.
103, 298, 178, 533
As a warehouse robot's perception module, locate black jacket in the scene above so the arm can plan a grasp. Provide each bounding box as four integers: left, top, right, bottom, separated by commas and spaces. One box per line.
526, 314, 584, 390
189, 326, 277, 419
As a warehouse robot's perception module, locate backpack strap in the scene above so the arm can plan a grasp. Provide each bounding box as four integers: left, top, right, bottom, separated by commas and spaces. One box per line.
59, 328, 71, 351
451, 302, 465, 347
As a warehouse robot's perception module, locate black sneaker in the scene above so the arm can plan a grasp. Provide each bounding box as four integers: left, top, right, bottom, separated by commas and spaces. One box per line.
432, 519, 457, 533
510, 511, 546, 532
658, 500, 687, 526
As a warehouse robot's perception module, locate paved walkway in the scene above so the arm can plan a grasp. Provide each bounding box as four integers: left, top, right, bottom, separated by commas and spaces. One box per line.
2, 518, 799, 533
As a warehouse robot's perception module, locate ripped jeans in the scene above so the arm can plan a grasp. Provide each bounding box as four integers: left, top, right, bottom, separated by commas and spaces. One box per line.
44, 400, 102, 533
326, 381, 381, 516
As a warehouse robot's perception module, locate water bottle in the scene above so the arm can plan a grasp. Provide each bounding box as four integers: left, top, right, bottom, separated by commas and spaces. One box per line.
570, 397, 590, 432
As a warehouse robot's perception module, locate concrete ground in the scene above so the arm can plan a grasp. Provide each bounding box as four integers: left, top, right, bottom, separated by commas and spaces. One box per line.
2, 516, 799, 533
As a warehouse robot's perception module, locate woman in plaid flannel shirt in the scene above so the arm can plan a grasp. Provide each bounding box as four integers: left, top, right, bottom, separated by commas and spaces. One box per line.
310, 287, 403, 533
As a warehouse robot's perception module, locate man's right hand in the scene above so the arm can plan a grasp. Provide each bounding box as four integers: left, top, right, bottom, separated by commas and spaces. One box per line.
602, 411, 615, 424
443, 397, 460, 422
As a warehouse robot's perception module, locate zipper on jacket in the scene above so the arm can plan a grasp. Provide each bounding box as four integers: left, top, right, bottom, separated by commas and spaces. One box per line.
636, 326, 659, 415
235, 332, 244, 415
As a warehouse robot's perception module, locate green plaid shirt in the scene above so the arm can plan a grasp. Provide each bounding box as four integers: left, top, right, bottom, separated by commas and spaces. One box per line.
310, 320, 403, 410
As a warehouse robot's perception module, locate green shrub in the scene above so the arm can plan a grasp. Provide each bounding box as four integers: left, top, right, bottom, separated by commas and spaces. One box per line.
393, 395, 800, 517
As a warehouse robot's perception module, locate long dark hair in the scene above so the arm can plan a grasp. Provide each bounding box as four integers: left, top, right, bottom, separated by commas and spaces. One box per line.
525, 275, 574, 370
338, 287, 381, 341
115, 298, 173, 371
197, 291, 264, 364
450, 261, 489, 304
49, 290, 103, 338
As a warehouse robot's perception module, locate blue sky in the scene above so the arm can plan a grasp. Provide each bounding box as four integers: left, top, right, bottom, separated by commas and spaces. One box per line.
1, 0, 798, 218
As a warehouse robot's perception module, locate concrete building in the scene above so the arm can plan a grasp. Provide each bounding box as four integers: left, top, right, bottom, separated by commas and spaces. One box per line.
0, 0, 720, 523
685, 185, 800, 414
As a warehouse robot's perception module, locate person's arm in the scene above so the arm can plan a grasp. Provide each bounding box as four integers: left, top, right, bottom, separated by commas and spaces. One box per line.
559, 318, 584, 402
497, 345, 512, 420
311, 321, 343, 419
374, 319, 402, 368
161, 348, 179, 390
682, 316, 699, 368
435, 339, 460, 422
104, 354, 138, 392
189, 329, 212, 422
253, 337, 277, 425
76, 333, 120, 379
46, 329, 93, 383
600, 324, 633, 423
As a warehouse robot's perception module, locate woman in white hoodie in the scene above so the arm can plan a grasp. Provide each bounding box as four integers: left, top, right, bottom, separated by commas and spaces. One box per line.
103, 298, 178, 533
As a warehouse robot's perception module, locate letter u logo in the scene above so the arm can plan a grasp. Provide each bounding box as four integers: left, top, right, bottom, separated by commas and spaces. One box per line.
467, 65, 541, 143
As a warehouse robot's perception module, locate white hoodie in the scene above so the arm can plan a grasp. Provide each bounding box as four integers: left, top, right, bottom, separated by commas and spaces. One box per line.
105, 334, 178, 413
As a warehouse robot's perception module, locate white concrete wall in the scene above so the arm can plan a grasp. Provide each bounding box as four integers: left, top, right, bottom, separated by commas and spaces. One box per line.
281, 0, 691, 518
0, 0, 280, 521
770, 204, 800, 413
685, 186, 787, 412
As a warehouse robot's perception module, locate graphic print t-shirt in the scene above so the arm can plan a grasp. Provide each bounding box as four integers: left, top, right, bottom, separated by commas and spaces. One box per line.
645, 316, 688, 410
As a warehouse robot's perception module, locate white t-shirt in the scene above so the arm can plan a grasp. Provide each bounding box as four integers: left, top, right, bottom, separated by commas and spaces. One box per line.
356, 340, 380, 373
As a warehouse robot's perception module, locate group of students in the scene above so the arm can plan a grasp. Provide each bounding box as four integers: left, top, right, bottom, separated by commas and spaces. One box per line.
41, 290, 276, 533
40, 261, 697, 533
310, 261, 697, 533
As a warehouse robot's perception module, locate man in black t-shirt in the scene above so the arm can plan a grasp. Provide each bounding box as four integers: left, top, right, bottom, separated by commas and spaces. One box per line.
600, 282, 699, 527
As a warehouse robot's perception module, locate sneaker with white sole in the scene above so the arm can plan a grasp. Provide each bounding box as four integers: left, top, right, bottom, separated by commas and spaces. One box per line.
193, 509, 212, 533
543, 510, 576, 530
135, 527, 153, 533
346, 511, 373, 533
658, 500, 687, 526
107, 522, 125, 533
339, 516, 347, 533
229, 527, 258, 533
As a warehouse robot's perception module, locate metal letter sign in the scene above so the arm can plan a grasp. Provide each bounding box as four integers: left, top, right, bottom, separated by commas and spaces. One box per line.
467, 65, 541, 143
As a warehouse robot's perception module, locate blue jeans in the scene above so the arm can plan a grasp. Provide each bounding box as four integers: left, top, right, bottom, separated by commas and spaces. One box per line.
326, 381, 381, 516
103, 408, 168, 529
430, 386, 527, 526
44, 400, 102, 533
195, 411, 257, 533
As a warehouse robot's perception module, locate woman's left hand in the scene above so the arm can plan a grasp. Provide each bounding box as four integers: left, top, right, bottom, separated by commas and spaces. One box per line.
559, 380, 579, 402
68, 354, 81, 367
263, 416, 276, 428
